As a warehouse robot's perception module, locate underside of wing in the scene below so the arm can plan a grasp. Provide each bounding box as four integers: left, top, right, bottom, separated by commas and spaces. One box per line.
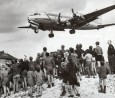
73, 5, 115, 28
84, 5, 115, 19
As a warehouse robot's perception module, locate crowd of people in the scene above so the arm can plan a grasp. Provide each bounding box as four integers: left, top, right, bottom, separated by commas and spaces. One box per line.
0, 40, 115, 98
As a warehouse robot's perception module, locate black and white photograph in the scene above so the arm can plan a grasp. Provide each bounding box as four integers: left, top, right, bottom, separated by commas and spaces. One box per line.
0, 0, 115, 98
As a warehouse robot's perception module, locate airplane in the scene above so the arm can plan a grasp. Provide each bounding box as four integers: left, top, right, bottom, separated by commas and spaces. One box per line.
18, 5, 115, 38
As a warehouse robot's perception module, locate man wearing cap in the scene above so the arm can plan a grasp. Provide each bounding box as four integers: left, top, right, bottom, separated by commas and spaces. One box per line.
107, 40, 115, 74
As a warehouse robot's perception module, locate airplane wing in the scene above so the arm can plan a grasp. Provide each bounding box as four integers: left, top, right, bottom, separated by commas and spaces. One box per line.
18, 26, 30, 28
70, 5, 115, 28
98, 23, 115, 28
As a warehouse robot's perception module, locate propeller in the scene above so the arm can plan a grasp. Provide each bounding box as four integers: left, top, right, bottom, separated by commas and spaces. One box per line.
71, 9, 77, 17
58, 13, 61, 23
28, 17, 30, 23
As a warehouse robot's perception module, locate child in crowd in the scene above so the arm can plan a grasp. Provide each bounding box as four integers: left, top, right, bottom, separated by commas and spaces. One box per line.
34, 66, 43, 97
0, 66, 3, 97
44, 52, 55, 88
98, 61, 110, 93
83, 49, 93, 78
67, 56, 80, 97
53, 53, 58, 78
60, 51, 69, 96
1, 66, 10, 97
27, 66, 35, 97
10, 60, 20, 94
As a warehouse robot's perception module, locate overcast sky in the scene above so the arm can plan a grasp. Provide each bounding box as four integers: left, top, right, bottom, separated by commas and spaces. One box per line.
0, 0, 115, 60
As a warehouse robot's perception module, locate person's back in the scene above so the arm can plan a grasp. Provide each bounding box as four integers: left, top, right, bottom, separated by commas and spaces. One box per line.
44, 56, 53, 67
34, 70, 43, 85
85, 53, 92, 62
95, 45, 103, 55
98, 65, 107, 79
27, 70, 34, 86
70, 53, 78, 65
1, 67, 9, 78
98, 61, 109, 93
11, 63, 19, 76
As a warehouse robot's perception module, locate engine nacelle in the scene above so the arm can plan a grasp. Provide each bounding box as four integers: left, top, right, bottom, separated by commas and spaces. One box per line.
30, 24, 38, 29
66, 21, 71, 26
30, 24, 39, 33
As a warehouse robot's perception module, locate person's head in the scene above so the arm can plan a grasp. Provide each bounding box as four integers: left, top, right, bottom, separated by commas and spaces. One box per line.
76, 44, 79, 49
107, 40, 112, 45
29, 66, 34, 71
100, 61, 105, 66
35, 66, 40, 72
86, 49, 90, 53
12, 59, 16, 64
79, 44, 82, 49
96, 41, 100, 46
89, 46, 93, 50
29, 56, 33, 61
19, 59, 23, 63
43, 47, 47, 52
61, 45, 65, 50
46, 52, 49, 57
37, 53, 41, 57
69, 47, 74, 53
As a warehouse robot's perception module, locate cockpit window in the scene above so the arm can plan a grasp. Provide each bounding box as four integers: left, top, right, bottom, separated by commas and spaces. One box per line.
34, 13, 41, 15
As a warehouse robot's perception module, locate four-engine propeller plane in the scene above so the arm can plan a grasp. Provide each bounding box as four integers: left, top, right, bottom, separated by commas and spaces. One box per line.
18, 5, 115, 38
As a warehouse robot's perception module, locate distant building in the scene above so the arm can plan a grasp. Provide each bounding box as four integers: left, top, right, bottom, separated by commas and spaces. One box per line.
0, 51, 17, 66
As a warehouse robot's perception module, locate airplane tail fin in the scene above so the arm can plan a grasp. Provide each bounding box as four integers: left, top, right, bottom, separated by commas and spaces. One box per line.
98, 23, 115, 28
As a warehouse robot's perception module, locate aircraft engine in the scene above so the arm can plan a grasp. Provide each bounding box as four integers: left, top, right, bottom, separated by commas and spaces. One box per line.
66, 21, 71, 26
30, 24, 39, 33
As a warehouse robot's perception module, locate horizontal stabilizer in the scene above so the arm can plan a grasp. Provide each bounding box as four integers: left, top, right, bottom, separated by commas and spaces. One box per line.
98, 23, 115, 28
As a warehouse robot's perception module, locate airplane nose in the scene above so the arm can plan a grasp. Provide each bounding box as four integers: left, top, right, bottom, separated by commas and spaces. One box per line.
28, 16, 34, 21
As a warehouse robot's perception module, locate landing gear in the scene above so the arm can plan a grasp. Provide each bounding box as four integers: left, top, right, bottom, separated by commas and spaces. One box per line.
69, 29, 75, 34
48, 33, 54, 38
34, 28, 39, 33
48, 30, 54, 38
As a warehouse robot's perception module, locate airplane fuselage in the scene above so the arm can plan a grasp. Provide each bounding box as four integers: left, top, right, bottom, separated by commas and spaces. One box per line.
29, 15, 100, 31
19, 5, 115, 38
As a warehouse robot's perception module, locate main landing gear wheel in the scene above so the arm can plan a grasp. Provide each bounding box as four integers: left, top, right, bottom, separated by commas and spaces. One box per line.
34, 29, 38, 33
69, 29, 75, 34
48, 34, 54, 38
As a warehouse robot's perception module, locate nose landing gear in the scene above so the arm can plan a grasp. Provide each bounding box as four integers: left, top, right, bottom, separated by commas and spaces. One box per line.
34, 27, 39, 33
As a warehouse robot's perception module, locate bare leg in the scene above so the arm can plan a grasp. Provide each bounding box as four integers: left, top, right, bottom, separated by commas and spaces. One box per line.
13, 78, 16, 93
44, 68, 47, 77
3, 86, 7, 96
24, 78, 27, 90
47, 75, 51, 87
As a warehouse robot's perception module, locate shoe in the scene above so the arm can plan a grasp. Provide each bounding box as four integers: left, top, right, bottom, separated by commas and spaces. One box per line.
103, 86, 106, 93
99, 85, 103, 93
47, 85, 51, 88
76, 93, 80, 96
68, 95, 74, 97
52, 83, 54, 87
60, 91, 66, 96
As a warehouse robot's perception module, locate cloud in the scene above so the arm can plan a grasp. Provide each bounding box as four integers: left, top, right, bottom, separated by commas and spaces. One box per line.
46, 0, 86, 13
0, 0, 115, 59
